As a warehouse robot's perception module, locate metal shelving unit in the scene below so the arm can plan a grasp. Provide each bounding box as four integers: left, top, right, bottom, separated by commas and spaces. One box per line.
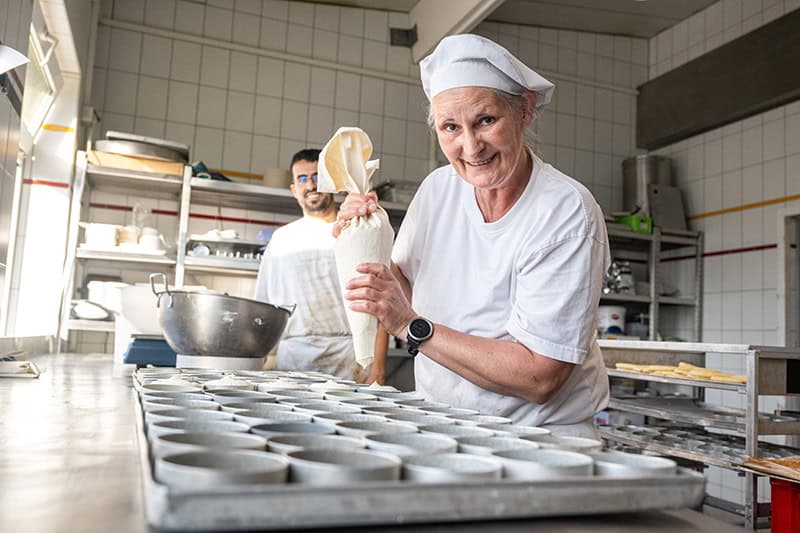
599, 339, 800, 529
57, 152, 191, 346
604, 225, 704, 341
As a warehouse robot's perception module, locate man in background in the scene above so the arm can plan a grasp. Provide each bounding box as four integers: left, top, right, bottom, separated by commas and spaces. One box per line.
255, 148, 386, 383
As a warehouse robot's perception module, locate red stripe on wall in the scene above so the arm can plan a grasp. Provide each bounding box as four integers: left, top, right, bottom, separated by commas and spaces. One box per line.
88, 202, 283, 227
663, 243, 777, 262
23, 179, 70, 189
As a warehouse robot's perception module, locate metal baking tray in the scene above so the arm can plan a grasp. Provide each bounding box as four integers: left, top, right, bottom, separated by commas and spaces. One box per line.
607, 397, 796, 435
599, 424, 800, 470
134, 396, 704, 531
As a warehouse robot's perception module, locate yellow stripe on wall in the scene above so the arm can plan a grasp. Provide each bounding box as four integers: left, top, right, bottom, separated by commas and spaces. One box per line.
688, 193, 800, 220
211, 169, 263, 180
42, 124, 74, 132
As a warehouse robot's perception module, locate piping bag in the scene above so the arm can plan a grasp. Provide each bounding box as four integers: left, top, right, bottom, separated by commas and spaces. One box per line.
317, 127, 394, 369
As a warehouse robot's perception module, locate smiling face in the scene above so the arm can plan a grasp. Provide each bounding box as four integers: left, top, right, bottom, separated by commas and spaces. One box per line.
431, 87, 534, 192
290, 159, 335, 218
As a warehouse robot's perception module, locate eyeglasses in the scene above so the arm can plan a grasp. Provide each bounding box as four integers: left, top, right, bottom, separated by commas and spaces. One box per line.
295, 173, 318, 185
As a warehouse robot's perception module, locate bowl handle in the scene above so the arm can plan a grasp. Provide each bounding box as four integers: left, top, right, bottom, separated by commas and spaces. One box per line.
149, 273, 173, 307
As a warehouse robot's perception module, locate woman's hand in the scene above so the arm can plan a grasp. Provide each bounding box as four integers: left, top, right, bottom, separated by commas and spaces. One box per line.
333, 191, 380, 237
345, 263, 416, 338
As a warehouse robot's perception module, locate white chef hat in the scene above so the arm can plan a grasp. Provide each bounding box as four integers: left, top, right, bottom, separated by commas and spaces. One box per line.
420, 34, 554, 108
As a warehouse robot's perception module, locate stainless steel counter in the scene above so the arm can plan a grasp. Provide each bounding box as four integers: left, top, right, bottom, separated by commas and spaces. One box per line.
0, 353, 743, 533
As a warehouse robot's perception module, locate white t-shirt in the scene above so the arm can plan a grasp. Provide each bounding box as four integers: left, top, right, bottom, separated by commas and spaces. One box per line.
392, 156, 610, 427
254, 216, 358, 379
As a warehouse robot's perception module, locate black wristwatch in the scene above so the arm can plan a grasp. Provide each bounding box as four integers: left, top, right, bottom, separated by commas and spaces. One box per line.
406, 317, 434, 356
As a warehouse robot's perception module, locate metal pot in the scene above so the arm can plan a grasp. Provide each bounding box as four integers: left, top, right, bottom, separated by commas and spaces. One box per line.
150, 273, 294, 359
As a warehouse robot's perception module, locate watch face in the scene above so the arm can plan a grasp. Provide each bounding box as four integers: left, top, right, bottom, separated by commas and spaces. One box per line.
409, 318, 431, 339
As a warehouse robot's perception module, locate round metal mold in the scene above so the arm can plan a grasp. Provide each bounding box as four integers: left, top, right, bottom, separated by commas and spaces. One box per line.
339, 399, 397, 408
402, 453, 503, 482
631, 428, 661, 440
308, 381, 357, 393
384, 412, 455, 426
312, 413, 387, 427
155, 450, 288, 487
220, 401, 294, 414
291, 401, 362, 416
286, 449, 401, 485
323, 391, 377, 401
589, 451, 676, 477
207, 390, 273, 404
394, 399, 449, 409
356, 390, 423, 401
457, 436, 540, 456
418, 406, 480, 416
148, 419, 250, 439
203, 381, 256, 392
270, 390, 325, 401
141, 392, 208, 402
152, 432, 267, 457
334, 420, 418, 438
256, 381, 307, 392
142, 398, 220, 412
364, 432, 458, 457
184, 373, 226, 381
538, 436, 603, 453
448, 414, 513, 426
492, 448, 594, 480
141, 383, 203, 394
233, 410, 312, 427
266, 434, 365, 455
145, 408, 233, 427
250, 422, 335, 438
419, 424, 494, 439
361, 406, 418, 417
479, 424, 551, 441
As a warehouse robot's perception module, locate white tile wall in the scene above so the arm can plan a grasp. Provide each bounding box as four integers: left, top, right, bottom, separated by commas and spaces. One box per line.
650, 0, 800, 505
94, 1, 439, 180
475, 22, 644, 213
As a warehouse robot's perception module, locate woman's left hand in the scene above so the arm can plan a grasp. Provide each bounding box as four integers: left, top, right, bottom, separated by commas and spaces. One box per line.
345, 263, 416, 339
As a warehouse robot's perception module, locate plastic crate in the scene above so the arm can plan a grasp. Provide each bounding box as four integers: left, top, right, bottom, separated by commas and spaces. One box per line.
770, 478, 800, 533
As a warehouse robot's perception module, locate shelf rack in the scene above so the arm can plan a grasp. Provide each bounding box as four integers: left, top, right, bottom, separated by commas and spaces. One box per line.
599, 339, 800, 529
604, 225, 704, 341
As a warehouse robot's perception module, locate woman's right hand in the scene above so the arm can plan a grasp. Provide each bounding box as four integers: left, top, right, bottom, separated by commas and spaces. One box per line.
333, 191, 380, 237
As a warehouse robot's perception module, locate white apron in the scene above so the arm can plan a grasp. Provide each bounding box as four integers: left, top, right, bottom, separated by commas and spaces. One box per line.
255, 217, 362, 380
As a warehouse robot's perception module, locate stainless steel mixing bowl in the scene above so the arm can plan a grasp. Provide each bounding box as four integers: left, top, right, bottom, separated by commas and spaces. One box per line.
150, 273, 294, 359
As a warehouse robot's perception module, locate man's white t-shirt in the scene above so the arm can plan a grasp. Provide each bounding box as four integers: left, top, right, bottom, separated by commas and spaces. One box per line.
254, 216, 358, 379
392, 156, 610, 427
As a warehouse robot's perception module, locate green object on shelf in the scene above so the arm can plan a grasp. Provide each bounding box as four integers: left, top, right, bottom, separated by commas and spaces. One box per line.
616, 215, 653, 234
